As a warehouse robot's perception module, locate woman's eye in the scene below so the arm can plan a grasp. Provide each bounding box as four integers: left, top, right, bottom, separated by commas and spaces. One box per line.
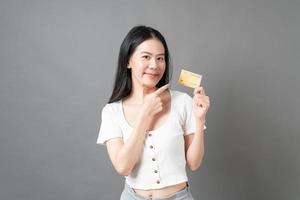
157, 57, 165, 61
142, 55, 150, 60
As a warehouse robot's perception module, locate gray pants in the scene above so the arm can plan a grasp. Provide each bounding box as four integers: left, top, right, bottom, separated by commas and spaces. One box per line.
120, 183, 195, 200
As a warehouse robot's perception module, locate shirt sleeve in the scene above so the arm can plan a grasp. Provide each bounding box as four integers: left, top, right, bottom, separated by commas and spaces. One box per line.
183, 93, 207, 136
96, 104, 123, 145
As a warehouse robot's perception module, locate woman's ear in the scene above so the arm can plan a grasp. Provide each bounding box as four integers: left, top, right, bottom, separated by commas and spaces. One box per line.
127, 60, 132, 69
127, 59, 133, 69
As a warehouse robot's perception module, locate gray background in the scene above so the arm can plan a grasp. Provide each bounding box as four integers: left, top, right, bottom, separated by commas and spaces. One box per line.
0, 0, 299, 199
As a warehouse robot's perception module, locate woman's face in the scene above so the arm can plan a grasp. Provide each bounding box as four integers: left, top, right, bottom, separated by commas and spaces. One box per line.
128, 38, 166, 89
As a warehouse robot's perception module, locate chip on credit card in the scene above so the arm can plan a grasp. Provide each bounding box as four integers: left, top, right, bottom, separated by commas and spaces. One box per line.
178, 69, 202, 88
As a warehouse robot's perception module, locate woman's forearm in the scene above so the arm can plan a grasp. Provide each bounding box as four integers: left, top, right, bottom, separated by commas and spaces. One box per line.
186, 121, 205, 171
115, 114, 151, 176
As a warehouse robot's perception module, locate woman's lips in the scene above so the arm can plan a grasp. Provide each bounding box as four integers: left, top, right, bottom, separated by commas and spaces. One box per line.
144, 73, 159, 78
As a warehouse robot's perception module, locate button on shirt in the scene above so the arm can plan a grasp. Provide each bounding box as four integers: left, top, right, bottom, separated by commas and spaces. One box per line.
97, 90, 206, 190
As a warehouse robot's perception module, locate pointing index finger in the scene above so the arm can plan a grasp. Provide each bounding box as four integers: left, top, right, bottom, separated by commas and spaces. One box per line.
194, 86, 206, 96
154, 84, 169, 96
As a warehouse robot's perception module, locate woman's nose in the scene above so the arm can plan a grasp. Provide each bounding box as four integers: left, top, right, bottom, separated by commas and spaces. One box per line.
149, 59, 158, 69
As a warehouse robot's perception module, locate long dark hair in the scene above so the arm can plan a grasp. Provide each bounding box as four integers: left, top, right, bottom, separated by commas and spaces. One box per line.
108, 25, 172, 103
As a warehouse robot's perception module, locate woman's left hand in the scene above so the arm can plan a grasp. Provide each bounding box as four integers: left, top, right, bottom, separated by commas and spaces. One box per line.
192, 87, 210, 122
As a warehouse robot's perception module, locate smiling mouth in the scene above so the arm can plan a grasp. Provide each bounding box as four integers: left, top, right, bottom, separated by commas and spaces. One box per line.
145, 73, 159, 75
144, 73, 159, 77
144, 73, 159, 78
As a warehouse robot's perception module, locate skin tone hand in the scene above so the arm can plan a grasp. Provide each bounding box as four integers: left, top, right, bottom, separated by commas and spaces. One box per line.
138, 84, 169, 128
192, 86, 210, 122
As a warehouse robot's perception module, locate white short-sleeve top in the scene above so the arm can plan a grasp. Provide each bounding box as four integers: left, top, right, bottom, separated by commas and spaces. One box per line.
97, 90, 206, 190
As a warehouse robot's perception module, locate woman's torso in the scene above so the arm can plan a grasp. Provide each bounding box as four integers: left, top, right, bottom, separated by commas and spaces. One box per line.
122, 90, 188, 197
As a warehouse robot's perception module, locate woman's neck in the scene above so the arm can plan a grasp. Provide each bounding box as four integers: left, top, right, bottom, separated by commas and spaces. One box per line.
126, 84, 156, 104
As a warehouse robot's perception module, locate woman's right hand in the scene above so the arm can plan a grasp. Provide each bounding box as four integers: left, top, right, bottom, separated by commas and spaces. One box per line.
139, 84, 169, 120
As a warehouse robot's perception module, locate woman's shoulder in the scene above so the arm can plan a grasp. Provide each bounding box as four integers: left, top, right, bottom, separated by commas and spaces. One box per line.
101, 100, 121, 115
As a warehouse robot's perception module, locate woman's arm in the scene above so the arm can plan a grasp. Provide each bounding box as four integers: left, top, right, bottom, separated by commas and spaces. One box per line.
185, 86, 210, 171
106, 113, 151, 176
184, 121, 205, 171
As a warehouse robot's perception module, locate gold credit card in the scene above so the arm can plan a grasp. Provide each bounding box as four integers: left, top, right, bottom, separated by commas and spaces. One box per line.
178, 69, 202, 88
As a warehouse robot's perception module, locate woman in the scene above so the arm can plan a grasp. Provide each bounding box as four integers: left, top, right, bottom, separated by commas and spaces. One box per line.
97, 25, 210, 200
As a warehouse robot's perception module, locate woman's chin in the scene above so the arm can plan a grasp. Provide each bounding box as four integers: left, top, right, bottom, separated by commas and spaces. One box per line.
141, 81, 159, 89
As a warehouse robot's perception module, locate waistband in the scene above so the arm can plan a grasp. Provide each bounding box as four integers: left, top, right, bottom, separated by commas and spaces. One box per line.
123, 183, 190, 200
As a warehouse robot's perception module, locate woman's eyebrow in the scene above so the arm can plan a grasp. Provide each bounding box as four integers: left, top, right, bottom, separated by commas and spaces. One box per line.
140, 51, 165, 56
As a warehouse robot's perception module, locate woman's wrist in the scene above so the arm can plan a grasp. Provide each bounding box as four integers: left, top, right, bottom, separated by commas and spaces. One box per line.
136, 112, 152, 132
196, 119, 206, 129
